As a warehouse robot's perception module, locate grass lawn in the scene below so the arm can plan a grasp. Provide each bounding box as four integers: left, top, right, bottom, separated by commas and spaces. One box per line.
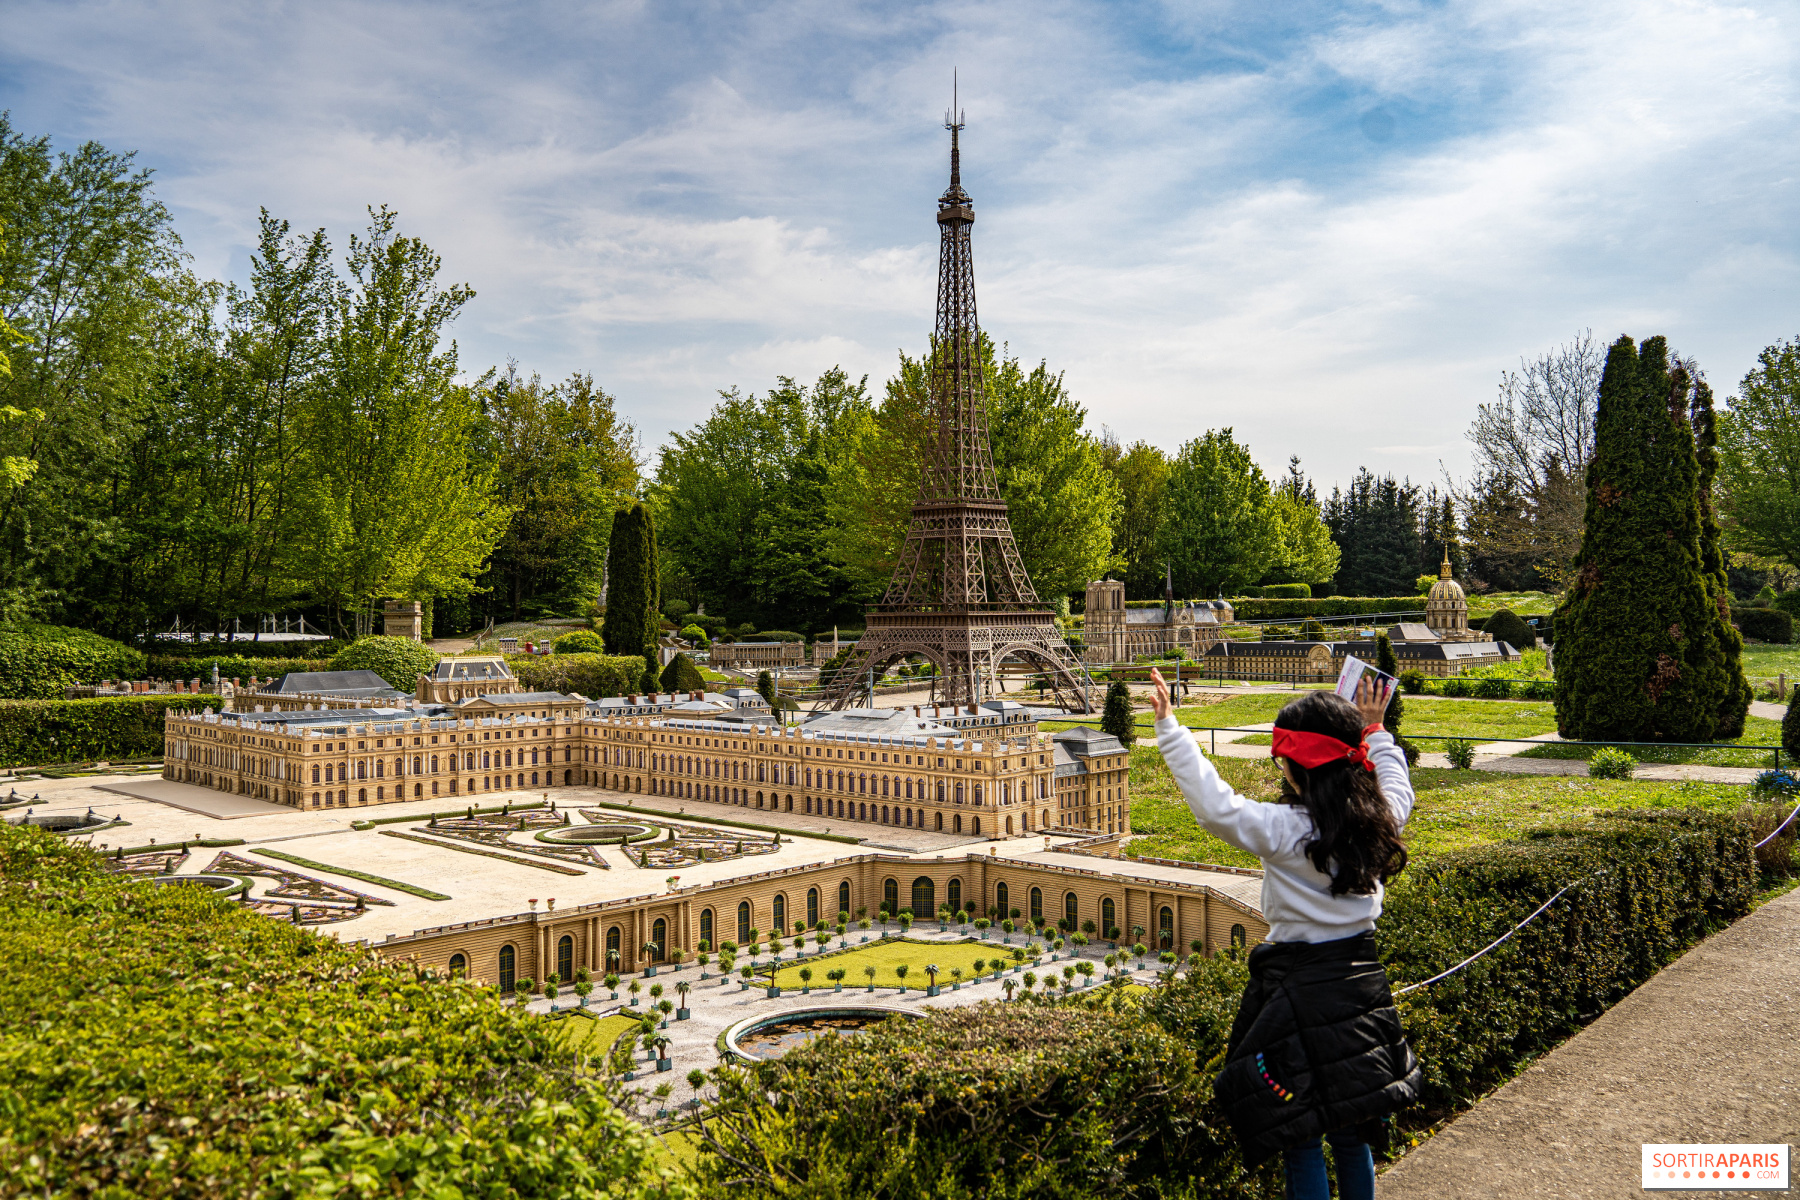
1742, 644, 1800, 683
553, 1011, 641, 1061
1467, 591, 1558, 617
1515, 715, 1788, 768
1124, 744, 1763, 870
1230, 698, 1564, 748
765, 936, 1048, 991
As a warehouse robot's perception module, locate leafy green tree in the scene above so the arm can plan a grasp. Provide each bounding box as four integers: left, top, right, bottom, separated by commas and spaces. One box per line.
1154, 429, 1278, 595
1554, 336, 1747, 742
1263, 488, 1340, 588
331, 636, 439, 690
278, 208, 508, 634
473, 364, 638, 621
1100, 680, 1136, 747
552, 629, 605, 655
1720, 337, 1800, 576
1097, 435, 1169, 597
602, 504, 659, 655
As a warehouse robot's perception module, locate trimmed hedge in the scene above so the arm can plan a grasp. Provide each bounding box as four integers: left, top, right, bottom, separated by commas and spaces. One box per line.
511, 653, 645, 698
1482, 608, 1537, 650
551, 629, 606, 655
1229, 597, 1427, 621
146, 637, 344, 661
660, 652, 705, 693
330, 636, 440, 690
1733, 608, 1794, 645
0, 695, 225, 767
0, 824, 685, 1198
0, 624, 146, 699
145, 655, 322, 682
1380, 808, 1753, 1109
1234, 583, 1312, 599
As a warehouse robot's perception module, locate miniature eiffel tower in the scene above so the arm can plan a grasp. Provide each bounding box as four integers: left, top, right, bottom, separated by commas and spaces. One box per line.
819, 98, 1095, 713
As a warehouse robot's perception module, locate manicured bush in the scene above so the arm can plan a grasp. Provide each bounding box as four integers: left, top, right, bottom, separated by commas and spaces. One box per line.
145, 655, 323, 682
1101, 680, 1136, 748
662, 598, 692, 621
552, 629, 607, 655
1399, 669, 1427, 695
1554, 335, 1748, 743
660, 652, 705, 693
1518, 679, 1556, 701
329, 636, 440, 690
1733, 608, 1794, 644
1381, 809, 1753, 1109
1230, 596, 1427, 621
1473, 677, 1513, 700
692, 1002, 1249, 1198
1260, 583, 1312, 599
1589, 746, 1637, 779
0, 824, 682, 1198
0, 695, 224, 767
679, 623, 710, 647
0, 624, 146, 699
1300, 618, 1328, 641
741, 630, 804, 642
1482, 607, 1536, 651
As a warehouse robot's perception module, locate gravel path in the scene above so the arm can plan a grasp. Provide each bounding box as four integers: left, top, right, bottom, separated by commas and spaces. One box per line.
1378, 885, 1800, 1198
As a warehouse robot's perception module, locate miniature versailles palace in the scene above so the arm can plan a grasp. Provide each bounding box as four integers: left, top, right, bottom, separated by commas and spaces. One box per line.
163, 658, 1133, 838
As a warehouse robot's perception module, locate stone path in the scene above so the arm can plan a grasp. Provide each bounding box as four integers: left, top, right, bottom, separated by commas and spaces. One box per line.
1378, 885, 1800, 1198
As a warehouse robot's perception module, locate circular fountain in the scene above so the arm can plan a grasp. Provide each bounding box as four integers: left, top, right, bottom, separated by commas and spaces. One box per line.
9, 812, 123, 835
723, 1005, 922, 1061
144, 873, 252, 897
538, 822, 657, 844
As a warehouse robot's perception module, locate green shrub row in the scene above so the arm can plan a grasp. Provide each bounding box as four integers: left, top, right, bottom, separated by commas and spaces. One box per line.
1399, 673, 1556, 701
0, 623, 146, 699
1233, 583, 1313, 599
0, 824, 683, 1198
511, 652, 650, 698
0, 695, 225, 768
1732, 607, 1794, 644
143, 637, 345, 661
144, 654, 323, 682
691, 808, 1756, 1196
1229, 596, 1428, 620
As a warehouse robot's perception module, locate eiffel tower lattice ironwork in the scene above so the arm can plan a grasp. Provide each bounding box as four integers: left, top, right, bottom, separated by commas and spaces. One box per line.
819, 101, 1096, 714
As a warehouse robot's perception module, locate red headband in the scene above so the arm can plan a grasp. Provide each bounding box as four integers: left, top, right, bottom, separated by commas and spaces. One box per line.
1271, 727, 1374, 772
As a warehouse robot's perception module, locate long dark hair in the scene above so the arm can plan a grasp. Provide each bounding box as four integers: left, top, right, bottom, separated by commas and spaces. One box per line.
1273, 691, 1408, 896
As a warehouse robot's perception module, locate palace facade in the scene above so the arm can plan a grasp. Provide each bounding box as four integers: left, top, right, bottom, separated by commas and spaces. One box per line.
1081, 579, 1232, 665
162, 699, 1129, 837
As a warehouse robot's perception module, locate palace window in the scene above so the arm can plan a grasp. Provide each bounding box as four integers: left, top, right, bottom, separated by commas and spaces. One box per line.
557, 935, 573, 980
498, 945, 516, 993
772, 894, 785, 930
912, 876, 934, 916
1102, 897, 1116, 936
1159, 906, 1174, 948
882, 878, 899, 913
1029, 887, 1043, 922
737, 901, 751, 945
699, 908, 713, 948
1065, 892, 1078, 929
995, 882, 1009, 919
806, 887, 819, 927
448, 953, 466, 977
837, 881, 850, 920
605, 926, 621, 969
650, 918, 667, 961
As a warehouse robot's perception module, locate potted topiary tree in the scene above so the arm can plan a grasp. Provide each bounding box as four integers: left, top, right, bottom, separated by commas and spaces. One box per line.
1001, 918, 1014, 944
828, 968, 845, 993
1002, 978, 1017, 1002
1078, 961, 1094, 987
605, 972, 620, 1000
628, 979, 642, 1006
650, 1033, 672, 1072
974, 917, 990, 939
894, 964, 910, 994
799, 966, 813, 994
737, 964, 753, 991
656, 999, 674, 1028
950, 966, 964, 991
765, 966, 781, 1000
675, 979, 691, 1019
971, 957, 986, 982
863, 964, 877, 992
686, 1068, 707, 1111
897, 911, 913, 937
924, 963, 940, 996
696, 951, 710, 980
515, 977, 534, 1007
543, 978, 559, 1010
857, 917, 871, 943
574, 977, 593, 1008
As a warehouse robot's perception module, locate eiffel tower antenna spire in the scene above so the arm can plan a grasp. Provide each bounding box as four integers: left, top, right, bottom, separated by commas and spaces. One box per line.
816, 86, 1097, 715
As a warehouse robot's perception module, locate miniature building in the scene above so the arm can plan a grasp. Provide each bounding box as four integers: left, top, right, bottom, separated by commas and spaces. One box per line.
382, 600, 423, 641
237, 670, 411, 712
1201, 637, 1514, 682
1425, 551, 1481, 641
709, 640, 805, 670
1080, 579, 1230, 665
416, 657, 522, 704
1049, 727, 1131, 835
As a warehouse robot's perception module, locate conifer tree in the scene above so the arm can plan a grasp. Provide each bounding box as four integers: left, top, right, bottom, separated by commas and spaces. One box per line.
602, 504, 662, 656
1375, 633, 1403, 735
660, 652, 705, 694
1100, 681, 1136, 748
1553, 336, 1742, 742
755, 670, 778, 710
1483, 608, 1536, 652
1783, 694, 1800, 762
1691, 378, 1753, 738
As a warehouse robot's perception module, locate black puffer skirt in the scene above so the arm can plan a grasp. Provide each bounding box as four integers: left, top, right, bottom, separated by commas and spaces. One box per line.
1213, 932, 1422, 1167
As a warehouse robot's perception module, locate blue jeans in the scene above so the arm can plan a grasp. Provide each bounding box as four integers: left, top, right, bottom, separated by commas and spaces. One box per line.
1283, 1128, 1374, 1200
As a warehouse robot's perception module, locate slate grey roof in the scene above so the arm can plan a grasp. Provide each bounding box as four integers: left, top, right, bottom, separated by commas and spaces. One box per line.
268, 670, 404, 697
1387, 623, 1440, 642
801, 707, 956, 738
1052, 726, 1126, 756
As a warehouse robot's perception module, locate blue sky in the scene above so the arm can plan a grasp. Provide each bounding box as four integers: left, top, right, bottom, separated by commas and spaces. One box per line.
5, 0, 1798, 491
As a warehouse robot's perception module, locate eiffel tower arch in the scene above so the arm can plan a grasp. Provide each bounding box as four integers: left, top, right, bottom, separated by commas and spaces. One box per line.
819, 104, 1096, 714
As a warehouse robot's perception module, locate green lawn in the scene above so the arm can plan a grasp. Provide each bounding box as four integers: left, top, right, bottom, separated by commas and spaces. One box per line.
553, 1011, 641, 1061
1231, 698, 1563, 748
764, 936, 1047, 991
1742, 644, 1800, 683
1516, 715, 1788, 768
1124, 744, 1763, 870
1467, 591, 1558, 617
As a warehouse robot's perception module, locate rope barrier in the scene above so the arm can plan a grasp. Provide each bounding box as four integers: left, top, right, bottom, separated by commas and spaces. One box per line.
1755, 795, 1800, 850
1392, 882, 1579, 997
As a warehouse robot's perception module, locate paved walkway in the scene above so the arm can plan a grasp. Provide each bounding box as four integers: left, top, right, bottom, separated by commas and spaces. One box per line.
1378, 885, 1800, 1198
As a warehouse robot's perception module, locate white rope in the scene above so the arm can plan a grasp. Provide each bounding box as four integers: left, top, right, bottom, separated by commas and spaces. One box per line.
1393, 883, 1576, 997
1754, 795, 1800, 849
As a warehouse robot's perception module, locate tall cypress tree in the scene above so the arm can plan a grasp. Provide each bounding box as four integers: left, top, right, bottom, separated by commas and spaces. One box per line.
1554, 337, 1739, 742
1100, 681, 1136, 748
601, 504, 663, 658
1691, 378, 1753, 738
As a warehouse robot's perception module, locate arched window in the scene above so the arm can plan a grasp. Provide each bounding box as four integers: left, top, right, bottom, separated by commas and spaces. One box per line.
1029, 887, 1043, 922
912, 876, 935, 917
947, 877, 962, 913
605, 926, 622, 970
357, 788, 367, 804
1230, 924, 1247, 950
837, 881, 851, 921
772, 894, 785, 931
971, 817, 980, 834
557, 935, 573, 980
651, 917, 667, 960
882, 877, 899, 913
995, 882, 1008, 919
699, 908, 713, 948
1065, 892, 1079, 930
806, 888, 819, 927
498, 944, 516, 993
448, 952, 466, 977
1159, 906, 1174, 948
1102, 897, 1116, 937
737, 901, 752, 945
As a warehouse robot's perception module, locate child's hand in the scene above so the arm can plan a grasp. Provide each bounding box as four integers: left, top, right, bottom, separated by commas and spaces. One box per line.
1355, 676, 1392, 728
1149, 667, 1173, 721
